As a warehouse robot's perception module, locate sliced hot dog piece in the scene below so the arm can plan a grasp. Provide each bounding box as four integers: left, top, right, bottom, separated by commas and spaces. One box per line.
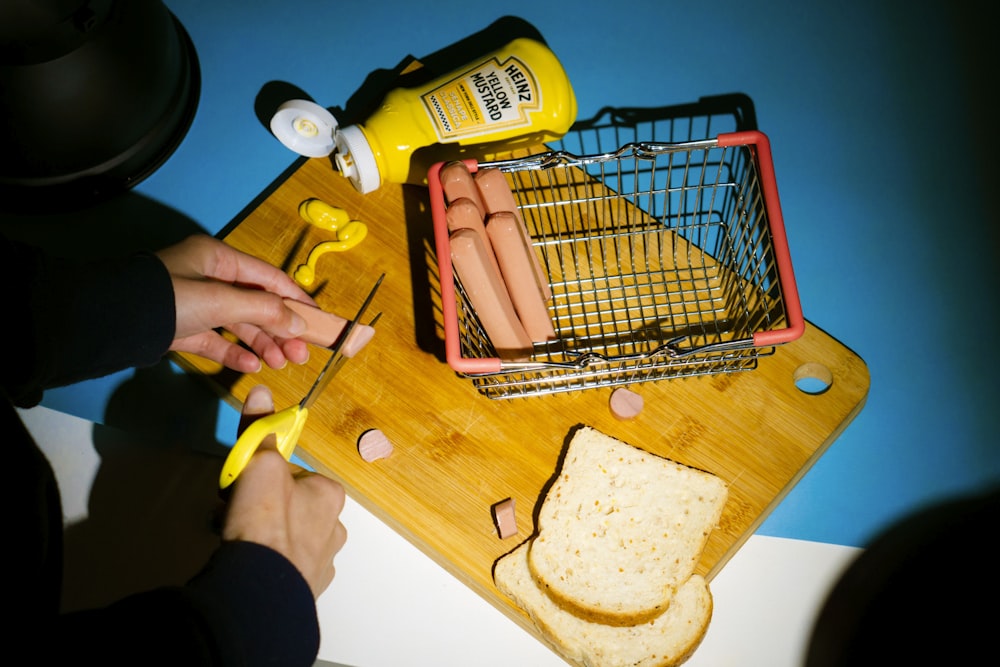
446, 197, 502, 281
609, 387, 644, 420
358, 429, 394, 462
283, 299, 375, 358
486, 211, 556, 342
449, 228, 533, 361
440, 161, 486, 219
474, 167, 552, 301
492, 497, 518, 540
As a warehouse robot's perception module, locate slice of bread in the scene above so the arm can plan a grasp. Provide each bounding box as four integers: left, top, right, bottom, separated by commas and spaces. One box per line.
494, 541, 714, 667
526, 426, 728, 625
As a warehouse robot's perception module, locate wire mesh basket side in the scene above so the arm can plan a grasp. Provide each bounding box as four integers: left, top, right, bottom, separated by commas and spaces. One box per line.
434, 131, 802, 399
546, 94, 759, 155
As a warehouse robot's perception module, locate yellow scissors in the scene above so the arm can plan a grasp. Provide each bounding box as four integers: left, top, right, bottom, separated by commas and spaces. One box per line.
219, 273, 384, 489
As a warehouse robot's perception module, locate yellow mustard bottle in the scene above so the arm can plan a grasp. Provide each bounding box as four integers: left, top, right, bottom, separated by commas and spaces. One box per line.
270, 38, 577, 194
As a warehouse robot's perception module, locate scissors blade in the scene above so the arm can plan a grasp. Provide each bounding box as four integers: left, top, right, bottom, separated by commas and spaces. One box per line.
299, 273, 384, 410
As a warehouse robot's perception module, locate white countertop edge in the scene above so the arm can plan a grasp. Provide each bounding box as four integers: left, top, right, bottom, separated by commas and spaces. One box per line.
21, 404, 861, 667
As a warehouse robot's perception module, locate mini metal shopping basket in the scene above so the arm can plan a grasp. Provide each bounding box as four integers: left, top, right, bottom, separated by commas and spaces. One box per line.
428, 129, 803, 399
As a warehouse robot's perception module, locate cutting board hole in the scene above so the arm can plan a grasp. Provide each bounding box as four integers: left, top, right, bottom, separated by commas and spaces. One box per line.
794, 362, 832, 395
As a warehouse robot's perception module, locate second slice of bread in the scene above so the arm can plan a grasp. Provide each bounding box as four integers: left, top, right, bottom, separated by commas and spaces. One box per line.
527, 426, 728, 625
495, 541, 714, 667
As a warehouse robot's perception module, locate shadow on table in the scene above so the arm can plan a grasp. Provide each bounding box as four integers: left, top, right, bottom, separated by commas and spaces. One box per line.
0, 191, 248, 610
60, 395, 227, 612
57, 355, 248, 611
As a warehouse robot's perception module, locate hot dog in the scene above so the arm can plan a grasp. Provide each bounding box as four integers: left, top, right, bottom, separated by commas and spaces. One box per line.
449, 228, 533, 360
446, 196, 502, 281
474, 167, 552, 301
440, 161, 486, 219
283, 299, 375, 358
486, 211, 556, 342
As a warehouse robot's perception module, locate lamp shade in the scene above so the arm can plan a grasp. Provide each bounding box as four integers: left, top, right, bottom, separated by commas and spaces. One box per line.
0, 0, 200, 212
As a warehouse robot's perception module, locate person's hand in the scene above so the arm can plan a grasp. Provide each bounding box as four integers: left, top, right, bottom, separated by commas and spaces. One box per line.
155, 234, 313, 373
222, 385, 348, 598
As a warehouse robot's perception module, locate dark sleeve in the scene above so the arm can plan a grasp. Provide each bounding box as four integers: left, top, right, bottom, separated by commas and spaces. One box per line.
3, 234, 324, 664
53, 541, 321, 667
1, 233, 176, 407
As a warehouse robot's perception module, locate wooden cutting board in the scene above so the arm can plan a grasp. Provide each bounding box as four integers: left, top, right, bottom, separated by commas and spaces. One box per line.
175, 153, 869, 643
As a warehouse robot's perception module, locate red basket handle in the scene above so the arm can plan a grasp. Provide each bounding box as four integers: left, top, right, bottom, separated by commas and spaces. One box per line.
428, 159, 505, 374
717, 130, 805, 347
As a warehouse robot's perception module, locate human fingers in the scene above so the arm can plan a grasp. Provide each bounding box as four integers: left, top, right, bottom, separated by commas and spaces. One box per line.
158, 238, 320, 373
291, 472, 348, 596
240, 385, 276, 435
170, 330, 264, 374
223, 449, 348, 599
169, 324, 310, 374
227, 384, 348, 597
227, 322, 311, 368
170, 275, 308, 343
157, 235, 314, 302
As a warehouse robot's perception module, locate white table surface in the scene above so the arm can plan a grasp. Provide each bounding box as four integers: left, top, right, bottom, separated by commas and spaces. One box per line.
23, 404, 860, 667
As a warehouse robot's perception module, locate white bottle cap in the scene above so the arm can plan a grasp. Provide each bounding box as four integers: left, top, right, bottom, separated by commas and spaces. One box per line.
269, 99, 337, 158
334, 124, 381, 194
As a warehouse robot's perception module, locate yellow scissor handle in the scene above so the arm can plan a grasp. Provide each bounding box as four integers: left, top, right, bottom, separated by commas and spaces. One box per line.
219, 404, 309, 489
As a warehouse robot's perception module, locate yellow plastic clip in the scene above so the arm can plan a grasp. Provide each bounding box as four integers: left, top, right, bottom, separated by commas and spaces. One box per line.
299, 198, 349, 233
293, 199, 369, 287
293, 221, 368, 286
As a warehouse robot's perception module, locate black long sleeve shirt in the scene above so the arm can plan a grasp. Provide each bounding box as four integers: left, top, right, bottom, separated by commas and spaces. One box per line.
2, 233, 321, 666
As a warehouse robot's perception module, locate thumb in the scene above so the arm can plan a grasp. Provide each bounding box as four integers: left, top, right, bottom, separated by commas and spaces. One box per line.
219, 385, 279, 505
239, 385, 276, 443
237, 385, 306, 475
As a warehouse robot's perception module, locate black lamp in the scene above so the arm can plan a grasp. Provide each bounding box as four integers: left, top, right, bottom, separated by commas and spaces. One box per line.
0, 0, 200, 212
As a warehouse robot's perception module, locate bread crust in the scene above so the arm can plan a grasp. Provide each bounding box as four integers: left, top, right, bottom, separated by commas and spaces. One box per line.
495, 542, 714, 667
526, 540, 673, 626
